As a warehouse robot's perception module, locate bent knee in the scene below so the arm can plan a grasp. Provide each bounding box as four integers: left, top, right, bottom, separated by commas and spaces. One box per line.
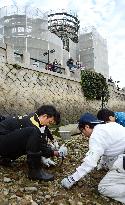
98, 183, 108, 195
98, 183, 125, 198
98, 179, 114, 197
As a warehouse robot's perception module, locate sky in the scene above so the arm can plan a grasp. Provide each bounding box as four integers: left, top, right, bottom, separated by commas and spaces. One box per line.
1, 0, 125, 88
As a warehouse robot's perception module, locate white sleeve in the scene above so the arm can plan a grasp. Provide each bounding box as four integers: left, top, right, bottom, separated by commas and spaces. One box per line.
71, 126, 107, 181
71, 149, 103, 181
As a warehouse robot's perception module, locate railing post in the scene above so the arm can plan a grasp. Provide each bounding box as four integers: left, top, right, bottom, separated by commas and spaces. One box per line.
22, 51, 30, 67
6, 43, 15, 64
65, 66, 71, 77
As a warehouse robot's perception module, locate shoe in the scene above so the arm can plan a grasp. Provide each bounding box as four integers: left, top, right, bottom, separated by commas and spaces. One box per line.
0, 157, 14, 167
28, 168, 54, 181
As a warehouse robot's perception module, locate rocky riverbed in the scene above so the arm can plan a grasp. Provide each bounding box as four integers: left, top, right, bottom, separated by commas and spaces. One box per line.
0, 134, 123, 205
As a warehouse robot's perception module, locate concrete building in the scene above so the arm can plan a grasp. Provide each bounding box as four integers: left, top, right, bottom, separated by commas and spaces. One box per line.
0, 6, 80, 69
78, 27, 109, 78
0, 6, 109, 78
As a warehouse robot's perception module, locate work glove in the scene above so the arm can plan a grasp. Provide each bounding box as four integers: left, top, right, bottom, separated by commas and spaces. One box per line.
41, 157, 56, 167
53, 140, 59, 150
61, 176, 76, 189
58, 145, 68, 158
50, 140, 59, 150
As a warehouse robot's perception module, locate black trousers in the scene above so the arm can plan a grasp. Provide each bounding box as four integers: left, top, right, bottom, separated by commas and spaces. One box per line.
0, 127, 41, 160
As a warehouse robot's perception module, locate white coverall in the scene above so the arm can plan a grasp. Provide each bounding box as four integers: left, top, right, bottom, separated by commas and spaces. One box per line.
71, 122, 125, 203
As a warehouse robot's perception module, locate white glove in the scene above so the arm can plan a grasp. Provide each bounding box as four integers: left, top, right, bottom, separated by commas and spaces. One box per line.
58, 145, 68, 157
50, 140, 59, 150
54, 140, 59, 150
61, 176, 75, 189
41, 157, 56, 167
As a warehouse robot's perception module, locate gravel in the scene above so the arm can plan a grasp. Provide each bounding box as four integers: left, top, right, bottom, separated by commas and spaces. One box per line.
0, 134, 123, 205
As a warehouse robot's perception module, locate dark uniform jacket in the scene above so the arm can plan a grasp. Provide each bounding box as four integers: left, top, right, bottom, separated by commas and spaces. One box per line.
0, 113, 54, 159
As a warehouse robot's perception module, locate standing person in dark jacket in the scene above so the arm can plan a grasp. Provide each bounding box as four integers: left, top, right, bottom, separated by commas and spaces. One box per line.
0, 105, 67, 181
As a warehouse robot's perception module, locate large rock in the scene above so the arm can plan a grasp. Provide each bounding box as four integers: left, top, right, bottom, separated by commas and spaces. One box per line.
59, 124, 80, 140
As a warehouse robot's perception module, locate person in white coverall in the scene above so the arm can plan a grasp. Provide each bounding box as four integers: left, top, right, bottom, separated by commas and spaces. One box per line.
61, 112, 125, 204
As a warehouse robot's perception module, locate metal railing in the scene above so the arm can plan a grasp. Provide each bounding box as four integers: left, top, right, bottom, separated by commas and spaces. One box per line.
13, 51, 65, 74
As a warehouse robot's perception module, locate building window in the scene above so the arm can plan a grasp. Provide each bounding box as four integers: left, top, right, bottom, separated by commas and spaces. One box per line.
27, 26, 32, 33
12, 27, 16, 33
18, 27, 24, 33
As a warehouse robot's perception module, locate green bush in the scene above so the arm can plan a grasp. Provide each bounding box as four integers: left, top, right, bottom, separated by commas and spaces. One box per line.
13, 64, 21, 69
81, 70, 109, 101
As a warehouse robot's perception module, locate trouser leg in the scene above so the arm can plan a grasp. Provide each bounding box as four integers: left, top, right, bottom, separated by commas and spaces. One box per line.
0, 127, 39, 166
0, 127, 54, 180
98, 154, 125, 203
0, 127, 41, 158
0, 127, 41, 168
27, 152, 54, 181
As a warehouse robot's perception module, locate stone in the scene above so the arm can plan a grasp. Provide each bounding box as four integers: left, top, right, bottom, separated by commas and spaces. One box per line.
24, 187, 38, 193
3, 177, 12, 183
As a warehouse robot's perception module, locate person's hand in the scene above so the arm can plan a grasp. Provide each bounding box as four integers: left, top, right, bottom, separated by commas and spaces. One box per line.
41, 157, 56, 167
61, 176, 75, 189
58, 145, 68, 157
53, 140, 59, 150
50, 140, 59, 150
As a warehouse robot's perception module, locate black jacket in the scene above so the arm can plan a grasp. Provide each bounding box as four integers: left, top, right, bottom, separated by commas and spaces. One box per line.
0, 113, 54, 159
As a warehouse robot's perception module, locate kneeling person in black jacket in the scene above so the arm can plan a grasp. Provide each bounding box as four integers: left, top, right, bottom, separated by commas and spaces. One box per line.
0, 105, 67, 181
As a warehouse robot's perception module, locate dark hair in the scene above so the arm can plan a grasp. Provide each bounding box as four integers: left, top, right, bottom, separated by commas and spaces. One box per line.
97, 108, 115, 122
78, 122, 96, 131
36, 105, 61, 125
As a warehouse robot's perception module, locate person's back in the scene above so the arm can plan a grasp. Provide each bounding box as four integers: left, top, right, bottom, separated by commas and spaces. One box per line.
91, 122, 125, 157
0, 113, 35, 135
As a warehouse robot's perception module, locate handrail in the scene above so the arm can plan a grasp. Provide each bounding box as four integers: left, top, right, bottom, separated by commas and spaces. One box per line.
13, 51, 65, 71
